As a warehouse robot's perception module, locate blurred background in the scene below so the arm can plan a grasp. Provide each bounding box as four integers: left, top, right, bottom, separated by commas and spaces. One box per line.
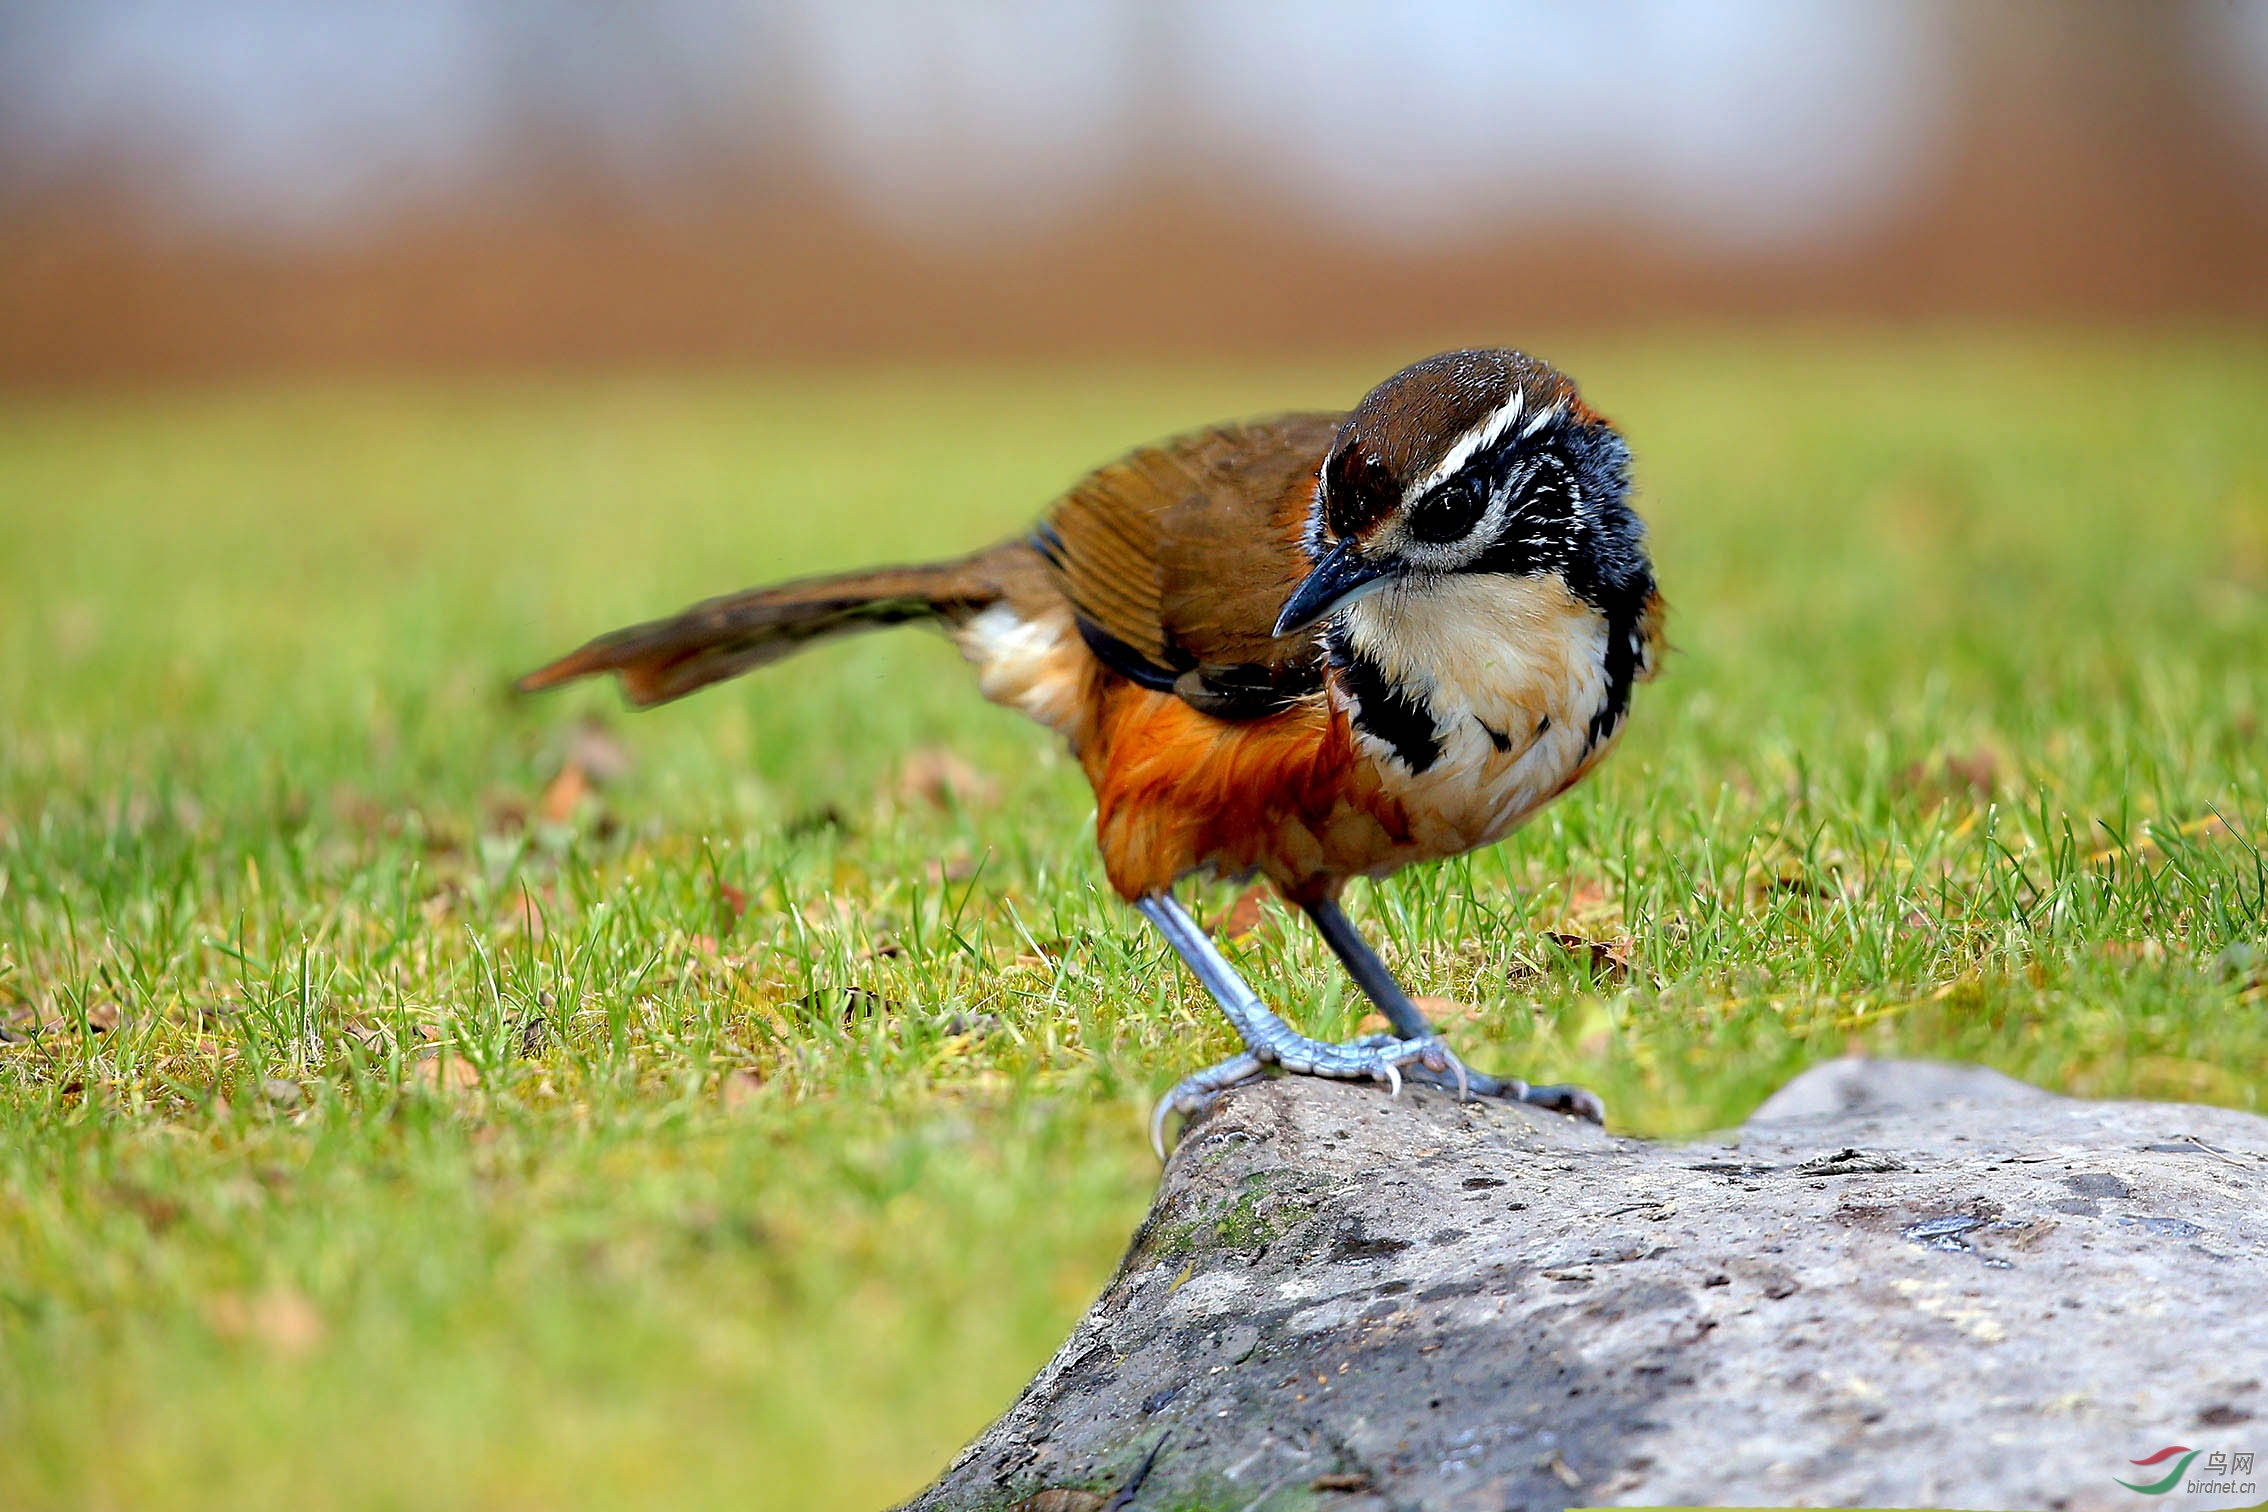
4, 0, 2266, 388
4, 10, 2266, 1510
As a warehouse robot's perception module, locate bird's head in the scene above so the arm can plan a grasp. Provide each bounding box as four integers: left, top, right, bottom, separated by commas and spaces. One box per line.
1276, 349, 1650, 637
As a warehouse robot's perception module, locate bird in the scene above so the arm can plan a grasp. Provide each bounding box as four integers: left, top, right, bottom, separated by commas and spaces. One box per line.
519, 348, 1664, 1154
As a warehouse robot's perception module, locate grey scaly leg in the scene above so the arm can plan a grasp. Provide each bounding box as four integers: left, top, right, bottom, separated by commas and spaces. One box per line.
1137, 892, 1458, 1156
1305, 896, 1606, 1124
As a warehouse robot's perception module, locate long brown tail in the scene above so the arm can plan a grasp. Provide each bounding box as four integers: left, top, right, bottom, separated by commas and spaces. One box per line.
517, 546, 1023, 708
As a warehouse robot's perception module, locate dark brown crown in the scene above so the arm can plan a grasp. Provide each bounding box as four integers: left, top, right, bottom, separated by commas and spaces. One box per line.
1320, 349, 1590, 542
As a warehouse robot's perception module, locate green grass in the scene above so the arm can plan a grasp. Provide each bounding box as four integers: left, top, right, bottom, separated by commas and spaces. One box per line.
2, 336, 2264, 1510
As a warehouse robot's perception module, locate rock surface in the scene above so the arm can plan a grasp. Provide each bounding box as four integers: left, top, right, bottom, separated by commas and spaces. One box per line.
907, 1059, 2268, 1512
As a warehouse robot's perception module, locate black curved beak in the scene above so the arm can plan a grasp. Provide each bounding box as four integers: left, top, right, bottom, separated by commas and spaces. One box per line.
1273, 539, 1392, 637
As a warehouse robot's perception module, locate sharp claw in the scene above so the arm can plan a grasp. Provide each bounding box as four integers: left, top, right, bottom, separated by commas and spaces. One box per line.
1150, 1051, 1268, 1158
1382, 1060, 1402, 1098
1447, 1047, 1471, 1102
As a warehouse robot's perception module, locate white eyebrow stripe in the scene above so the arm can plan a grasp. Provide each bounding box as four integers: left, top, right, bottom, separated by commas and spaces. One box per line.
1520, 403, 1560, 439
1404, 388, 1525, 505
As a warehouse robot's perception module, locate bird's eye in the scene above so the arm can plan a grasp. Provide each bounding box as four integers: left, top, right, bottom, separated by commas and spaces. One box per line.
1408, 475, 1487, 544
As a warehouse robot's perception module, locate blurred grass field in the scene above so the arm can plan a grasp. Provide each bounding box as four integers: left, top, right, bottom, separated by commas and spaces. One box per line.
2, 336, 2265, 1511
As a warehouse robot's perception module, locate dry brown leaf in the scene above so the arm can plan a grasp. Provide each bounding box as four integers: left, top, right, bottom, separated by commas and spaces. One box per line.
783, 803, 849, 838
415, 814, 467, 856
1409, 993, 1478, 1022
1559, 880, 1613, 919
111, 1184, 185, 1232
419, 886, 462, 927
83, 1001, 121, 1033
1209, 884, 1274, 940
412, 1055, 479, 1092
204, 1292, 250, 1337
894, 747, 999, 810
252, 1287, 325, 1357
329, 784, 389, 836
1754, 861, 1840, 899
538, 760, 590, 823
207, 1286, 326, 1358
1357, 994, 1480, 1036
1544, 931, 1634, 980
1944, 748, 1998, 796
1011, 946, 1061, 971
483, 790, 530, 834
1893, 746, 2000, 807
2098, 938, 2169, 964
720, 1068, 764, 1110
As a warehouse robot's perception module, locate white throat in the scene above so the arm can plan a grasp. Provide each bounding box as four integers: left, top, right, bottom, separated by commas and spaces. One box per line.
1336, 571, 1615, 849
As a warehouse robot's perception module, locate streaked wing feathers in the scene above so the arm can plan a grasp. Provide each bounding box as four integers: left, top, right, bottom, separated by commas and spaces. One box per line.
1035, 414, 1340, 719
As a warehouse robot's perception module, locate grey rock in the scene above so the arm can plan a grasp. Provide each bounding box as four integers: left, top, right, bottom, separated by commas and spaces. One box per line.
1744, 1054, 2053, 1125
907, 1057, 2268, 1512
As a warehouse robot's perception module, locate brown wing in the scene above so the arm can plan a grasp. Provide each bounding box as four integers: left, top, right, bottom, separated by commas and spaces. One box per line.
1032, 413, 1340, 719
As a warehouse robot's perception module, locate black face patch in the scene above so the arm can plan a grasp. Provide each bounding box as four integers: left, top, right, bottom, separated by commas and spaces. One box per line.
1408, 471, 1488, 544
1326, 625, 1441, 773
1462, 451, 1580, 578
1542, 423, 1653, 752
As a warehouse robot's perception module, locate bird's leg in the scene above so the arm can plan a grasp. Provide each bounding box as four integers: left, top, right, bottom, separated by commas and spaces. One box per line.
1302, 896, 1606, 1124
1137, 891, 1462, 1156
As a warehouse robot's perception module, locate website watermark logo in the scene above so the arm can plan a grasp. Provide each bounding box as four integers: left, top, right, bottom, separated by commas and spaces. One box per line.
2117, 1446, 2256, 1497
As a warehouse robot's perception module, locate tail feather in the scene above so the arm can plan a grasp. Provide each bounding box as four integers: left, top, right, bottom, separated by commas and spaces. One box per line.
518, 552, 1009, 708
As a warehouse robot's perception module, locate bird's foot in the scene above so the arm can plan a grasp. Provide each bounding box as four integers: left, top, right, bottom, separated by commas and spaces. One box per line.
1402, 1060, 1607, 1124
1148, 1027, 1471, 1158
1150, 1032, 1605, 1156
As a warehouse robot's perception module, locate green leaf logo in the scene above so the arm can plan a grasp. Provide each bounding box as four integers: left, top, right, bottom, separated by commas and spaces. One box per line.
2117, 1447, 2202, 1495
